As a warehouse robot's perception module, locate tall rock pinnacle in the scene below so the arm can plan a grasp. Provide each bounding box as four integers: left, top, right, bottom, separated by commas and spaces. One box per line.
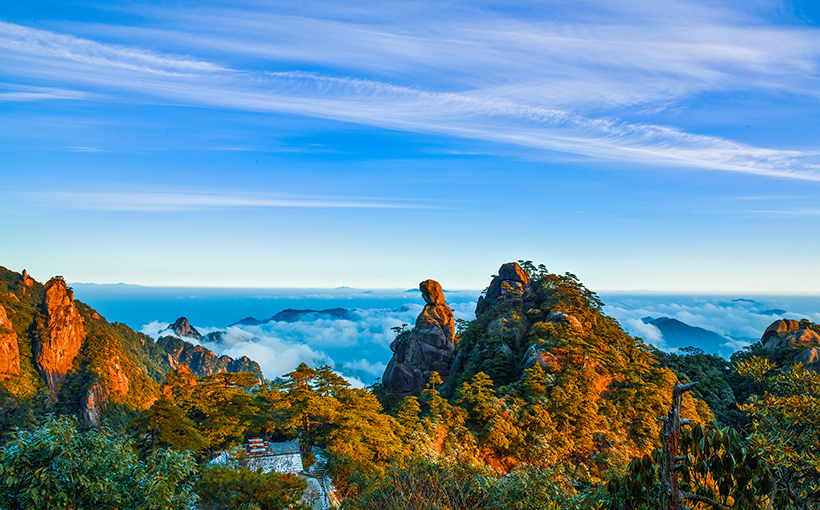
35, 278, 86, 391
382, 279, 455, 394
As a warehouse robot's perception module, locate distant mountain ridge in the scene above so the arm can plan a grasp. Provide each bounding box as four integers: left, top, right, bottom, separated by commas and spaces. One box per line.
641, 316, 728, 354
228, 307, 355, 326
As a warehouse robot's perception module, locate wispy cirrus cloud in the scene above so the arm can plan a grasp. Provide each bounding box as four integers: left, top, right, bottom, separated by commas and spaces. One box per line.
31, 191, 421, 211
2, 1, 820, 179
0, 20, 222, 76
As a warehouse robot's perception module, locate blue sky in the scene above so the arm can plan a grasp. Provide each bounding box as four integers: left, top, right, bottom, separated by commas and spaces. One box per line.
1, 0, 819, 292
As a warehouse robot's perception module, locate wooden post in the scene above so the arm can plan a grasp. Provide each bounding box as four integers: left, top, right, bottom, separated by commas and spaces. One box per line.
661, 382, 698, 510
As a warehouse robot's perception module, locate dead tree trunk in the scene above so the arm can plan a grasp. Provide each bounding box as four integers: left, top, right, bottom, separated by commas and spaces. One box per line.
661, 381, 698, 510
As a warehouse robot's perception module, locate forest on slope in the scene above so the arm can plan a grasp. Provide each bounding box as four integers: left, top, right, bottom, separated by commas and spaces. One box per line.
1, 262, 819, 509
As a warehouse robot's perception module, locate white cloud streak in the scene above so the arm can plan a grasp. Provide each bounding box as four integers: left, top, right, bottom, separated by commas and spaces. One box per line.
2, 2, 820, 178
31, 191, 420, 211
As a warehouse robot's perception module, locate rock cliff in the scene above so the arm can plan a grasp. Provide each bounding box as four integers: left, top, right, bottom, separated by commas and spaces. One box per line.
0, 304, 20, 379
0, 265, 266, 428
761, 318, 820, 371
382, 279, 456, 394
35, 278, 86, 391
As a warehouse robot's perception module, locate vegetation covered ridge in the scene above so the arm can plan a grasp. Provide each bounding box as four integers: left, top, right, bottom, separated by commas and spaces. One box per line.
1, 261, 819, 509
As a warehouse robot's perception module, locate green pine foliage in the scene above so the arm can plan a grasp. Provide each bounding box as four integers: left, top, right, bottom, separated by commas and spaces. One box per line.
0, 415, 198, 510
441, 262, 709, 468
654, 347, 742, 428
196, 457, 308, 510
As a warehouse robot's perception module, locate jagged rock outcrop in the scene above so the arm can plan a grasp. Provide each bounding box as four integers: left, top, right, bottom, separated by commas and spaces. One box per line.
35, 278, 86, 391
475, 262, 533, 315
168, 317, 202, 340
383, 279, 456, 394
157, 335, 263, 380
761, 318, 820, 371
0, 304, 20, 379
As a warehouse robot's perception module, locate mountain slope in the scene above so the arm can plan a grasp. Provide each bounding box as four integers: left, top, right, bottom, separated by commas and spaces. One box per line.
0, 266, 261, 428
382, 262, 710, 463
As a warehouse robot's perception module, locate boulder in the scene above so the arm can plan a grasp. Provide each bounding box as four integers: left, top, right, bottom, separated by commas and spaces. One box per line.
0, 304, 20, 379
383, 279, 456, 394
763, 319, 801, 337
761, 319, 820, 352
35, 278, 86, 391
420, 279, 446, 306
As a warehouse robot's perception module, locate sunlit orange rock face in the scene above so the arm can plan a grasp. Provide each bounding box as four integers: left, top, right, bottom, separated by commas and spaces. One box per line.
762, 319, 820, 351
35, 278, 86, 391
383, 279, 456, 394
417, 279, 455, 344
762, 318, 820, 372
0, 304, 20, 379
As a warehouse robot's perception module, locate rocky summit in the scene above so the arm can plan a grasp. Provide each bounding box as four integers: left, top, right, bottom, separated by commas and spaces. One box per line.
382, 279, 455, 394
475, 261, 533, 315
168, 317, 202, 340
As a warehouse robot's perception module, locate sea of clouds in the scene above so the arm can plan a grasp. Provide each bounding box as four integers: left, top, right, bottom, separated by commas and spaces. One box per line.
141, 300, 478, 386
600, 293, 820, 357
134, 290, 820, 384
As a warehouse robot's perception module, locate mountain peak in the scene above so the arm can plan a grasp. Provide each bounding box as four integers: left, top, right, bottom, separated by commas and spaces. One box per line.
168, 317, 202, 340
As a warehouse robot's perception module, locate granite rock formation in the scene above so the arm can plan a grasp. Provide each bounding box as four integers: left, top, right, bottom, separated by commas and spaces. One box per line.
0, 304, 20, 379
475, 262, 533, 316
762, 318, 820, 371
35, 278, 86, 391
383, 279, 456, 394
168, 317, 202, 340
157, 335, 263, 381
